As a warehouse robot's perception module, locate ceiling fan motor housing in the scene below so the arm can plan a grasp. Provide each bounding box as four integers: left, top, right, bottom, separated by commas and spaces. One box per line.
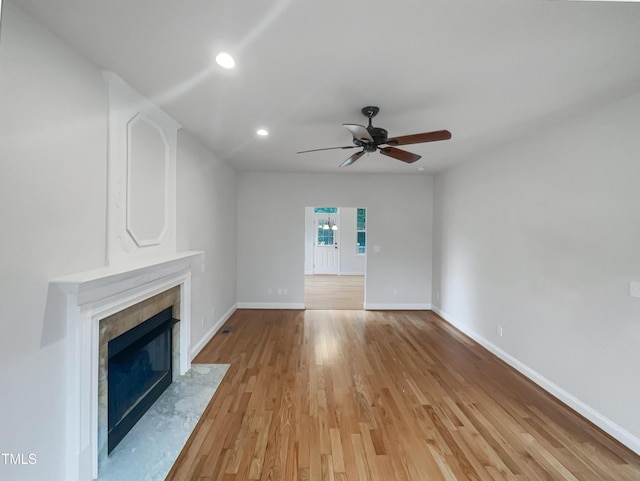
367, 127, 388, 144
357, 127, 388, 152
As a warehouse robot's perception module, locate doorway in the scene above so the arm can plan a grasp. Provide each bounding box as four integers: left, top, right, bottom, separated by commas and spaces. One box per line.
304, 207, 366, 309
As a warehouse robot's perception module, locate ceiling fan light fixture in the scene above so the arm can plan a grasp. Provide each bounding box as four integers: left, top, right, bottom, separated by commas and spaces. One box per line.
215, 52, 235, 69
256, 128, 269, 136
297, 106, 451, 168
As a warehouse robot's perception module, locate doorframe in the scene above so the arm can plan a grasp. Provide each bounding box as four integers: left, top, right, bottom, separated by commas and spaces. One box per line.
304, 206, 368, 309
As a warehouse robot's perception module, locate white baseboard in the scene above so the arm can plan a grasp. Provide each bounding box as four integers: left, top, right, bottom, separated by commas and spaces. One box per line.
304, 272, 364, 276
190, 304, 237, 360
365, 303, 432, 310
430, 305, 640, 456
237, 302, 305, 310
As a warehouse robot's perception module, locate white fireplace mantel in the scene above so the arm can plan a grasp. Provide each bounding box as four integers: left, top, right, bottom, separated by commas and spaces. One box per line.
51, 251, 202, 481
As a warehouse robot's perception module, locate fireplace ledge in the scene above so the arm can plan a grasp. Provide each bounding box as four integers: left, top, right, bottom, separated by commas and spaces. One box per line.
52, 251, 203, 299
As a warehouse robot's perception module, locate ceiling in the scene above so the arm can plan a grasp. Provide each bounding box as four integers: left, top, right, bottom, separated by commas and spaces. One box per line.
12, 0, 640, 174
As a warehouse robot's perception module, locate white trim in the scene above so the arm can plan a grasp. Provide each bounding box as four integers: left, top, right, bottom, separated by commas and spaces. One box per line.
430, 305, 640, 456
190, 304, 237, 359
125, 113, 170, 247
364, 303, 432, 310
338, 271, 366, 276
237, 302, 305, 309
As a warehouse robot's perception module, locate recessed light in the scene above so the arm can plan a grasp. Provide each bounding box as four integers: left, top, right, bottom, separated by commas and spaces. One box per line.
215, 52, 235, 69
256, 129, 269, 136
417, 166, 425, 172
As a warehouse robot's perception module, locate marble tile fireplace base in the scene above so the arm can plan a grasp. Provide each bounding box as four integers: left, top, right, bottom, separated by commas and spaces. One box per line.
51, 252, 202, 481
98, 363, 229, 481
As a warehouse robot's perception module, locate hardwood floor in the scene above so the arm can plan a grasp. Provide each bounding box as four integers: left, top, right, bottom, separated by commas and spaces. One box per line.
304, 275, 364, 310
167, 309, 640, 480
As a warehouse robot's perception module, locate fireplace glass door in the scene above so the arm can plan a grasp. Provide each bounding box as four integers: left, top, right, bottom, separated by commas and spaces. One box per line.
107, 307, 175, 453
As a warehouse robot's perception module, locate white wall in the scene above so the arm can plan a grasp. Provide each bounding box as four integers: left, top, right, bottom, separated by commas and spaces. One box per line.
0, 4, 239, 479
304, 207, 366, 275
433, 90, 640, 452
0, 4, 107, 480
338, 207, 366, 275
238, 173, 433, 309
177, 130, 238, 354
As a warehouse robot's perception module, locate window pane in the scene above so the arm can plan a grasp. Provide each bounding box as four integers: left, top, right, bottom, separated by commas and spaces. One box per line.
357, 231, 366, 254
357, 208, 366, 230
317, 227, 334, 245
314, 207, 338, 214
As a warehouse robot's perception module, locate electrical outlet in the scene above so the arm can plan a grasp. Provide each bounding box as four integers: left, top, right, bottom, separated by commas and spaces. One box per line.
630, 281, 640, 298
392, 288, 398, 296
277, 288, 283, 295
283, 288, 288, 295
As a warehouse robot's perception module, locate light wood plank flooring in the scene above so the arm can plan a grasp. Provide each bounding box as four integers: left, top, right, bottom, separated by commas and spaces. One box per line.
305, 275, 364, 310
167, 309, 640, 480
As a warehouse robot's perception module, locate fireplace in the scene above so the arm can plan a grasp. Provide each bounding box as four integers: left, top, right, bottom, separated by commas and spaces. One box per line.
51, 251, 201, 481
107, 306, 177, 453
97, 284, 182, 469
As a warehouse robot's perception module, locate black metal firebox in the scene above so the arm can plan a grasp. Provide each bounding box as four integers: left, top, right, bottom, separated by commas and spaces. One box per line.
107, 306, 178, 453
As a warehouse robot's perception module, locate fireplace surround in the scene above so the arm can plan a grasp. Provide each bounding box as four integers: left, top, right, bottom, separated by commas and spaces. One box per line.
51, 251, 202, 481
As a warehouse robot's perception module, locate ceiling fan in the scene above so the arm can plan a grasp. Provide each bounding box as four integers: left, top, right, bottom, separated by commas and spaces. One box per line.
297, 106, 451, 167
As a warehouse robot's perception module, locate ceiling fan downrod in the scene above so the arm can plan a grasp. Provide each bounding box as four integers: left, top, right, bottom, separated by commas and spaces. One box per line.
362, 106, 379, 128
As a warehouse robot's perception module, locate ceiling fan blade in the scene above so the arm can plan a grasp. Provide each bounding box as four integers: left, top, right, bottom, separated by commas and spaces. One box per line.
339, 150, 365, 167
379, 146, 421, 163
297, 145, 359, 154
385, 130, 452, 146
343, 124, 374, 143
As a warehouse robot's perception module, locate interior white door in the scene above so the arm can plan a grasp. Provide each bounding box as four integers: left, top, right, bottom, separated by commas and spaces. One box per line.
313, 214, 339, 275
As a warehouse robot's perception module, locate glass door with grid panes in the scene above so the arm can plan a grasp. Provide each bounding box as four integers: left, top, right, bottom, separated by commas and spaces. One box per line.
313, 210, 339, 274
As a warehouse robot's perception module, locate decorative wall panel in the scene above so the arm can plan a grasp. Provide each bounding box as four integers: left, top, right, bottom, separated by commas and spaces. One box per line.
105, 73, 181, 264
